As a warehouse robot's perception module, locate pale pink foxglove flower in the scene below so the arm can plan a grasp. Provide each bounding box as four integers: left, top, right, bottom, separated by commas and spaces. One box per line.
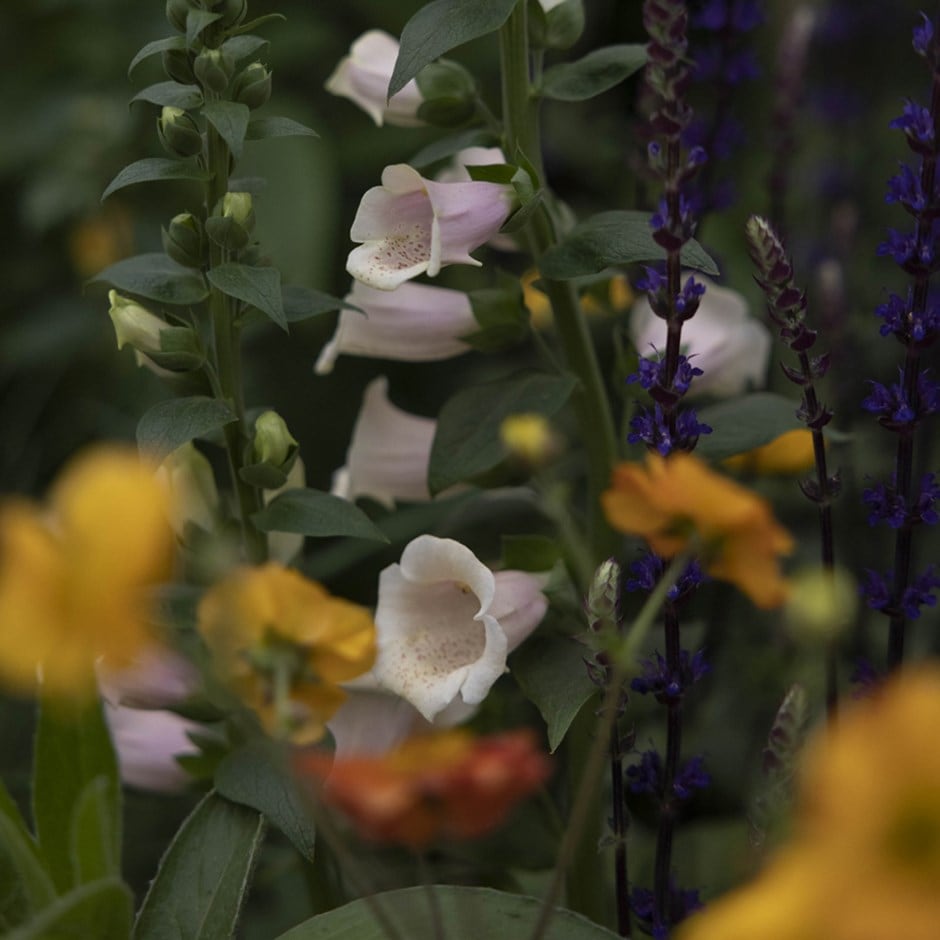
372, 535, 548, 722
630, 276, 772, 399
434, 146, 508, 184
346, 164, 514, 291
315, 279, 476, 375
331, 377, 435, 508
325, 30, 425, 128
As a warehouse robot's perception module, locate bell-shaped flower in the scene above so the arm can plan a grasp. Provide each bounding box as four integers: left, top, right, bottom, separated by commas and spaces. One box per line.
346, 164, 514, 290
325, 30, 425, 127
630, 276, 771, 399
434, 146, 508, 184
372, 535, 547, 722
331, 377, 435, 508
315, 279, 476, 375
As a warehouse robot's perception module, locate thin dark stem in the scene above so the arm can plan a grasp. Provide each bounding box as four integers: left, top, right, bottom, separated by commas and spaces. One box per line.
610, 716, 632, 938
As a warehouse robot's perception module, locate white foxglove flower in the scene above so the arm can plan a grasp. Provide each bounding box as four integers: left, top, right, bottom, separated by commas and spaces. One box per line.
372, 535, 547, 721
325, 30, 425, 128
315, 279, 476, 375
155, 442, 219, 536
347, 164, 513, 290
630, 276, 772, 399
331, 377, 435, 508
434, 146, 508, 183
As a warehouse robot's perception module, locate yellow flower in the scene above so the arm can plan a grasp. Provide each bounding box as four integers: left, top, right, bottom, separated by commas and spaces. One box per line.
197, 563, 376, 743
522, 268, 633, 329
601, 453, 793, 608
0, 446, 174, 700
723, 429, 817, 476
499, 412, 559, 465
678, 666, 940, 940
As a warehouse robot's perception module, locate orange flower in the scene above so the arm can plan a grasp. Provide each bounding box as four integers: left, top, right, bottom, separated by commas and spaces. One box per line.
197, 563, 375, 744
601, 453, 793, 608
295, 729, 551, 848
723, 429, 817, 476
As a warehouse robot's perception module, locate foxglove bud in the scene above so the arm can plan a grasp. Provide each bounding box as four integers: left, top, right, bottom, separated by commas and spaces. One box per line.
162, 48, 195, 84
108, 291, 203, 371
215, 0, 247, 28
166, 0, 191, 33
162, 212, 206, 268
232, 62, 272, 110
194, 47, 234, 94
157, 106, 202, 158
414, 60, 477, 127
251, 411, 299, 470
587, 558, 621, 635
205, 191, 255, 250
529, 0, 585, 50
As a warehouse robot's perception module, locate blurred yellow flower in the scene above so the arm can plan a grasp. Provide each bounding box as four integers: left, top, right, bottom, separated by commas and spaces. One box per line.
678, 666, 940, 940
522, 269, 633, 329
723, 429, 817, 476
0, 446, 174, 700
601, 453, 793, 608
500, 412, 559, 465
197, 563, 376, 743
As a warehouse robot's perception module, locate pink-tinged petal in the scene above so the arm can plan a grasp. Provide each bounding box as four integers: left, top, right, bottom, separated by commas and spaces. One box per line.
315, 280, 475, 374
434, 147, 508, 184
327, 686, 426, 757
325, 30, 425, 128
99, 646, 198, 709
492, 570, 549, 651
331, 377, 435, 507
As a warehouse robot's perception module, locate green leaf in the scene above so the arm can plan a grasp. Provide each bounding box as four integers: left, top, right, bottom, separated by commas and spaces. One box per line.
128, 37, 186, 77
428, 371, 577, 495
186, 8, 222, 46
541, 43, 647, 101
202, 101, 250, 161
137, 396, 236, 463
69, 778, 120, 885
133, 792, 265, 940
89, 252, 208, 306
131, 81, 204, 110
282, 286, 352, 323
7, 878, 132, 940
538, 210, 720, 279
251, 489, 389, 542
102, 158, 210, 201
389, 0, 519, 98
0, 808, 56, 928
511, 636, 597, 752
215, 739, 315, 862
274, 885, 620, 939
32, 696, 120, 893
409, 128, 494, 169
206, 263, 286, 330
230, 13, 287, 35
694, 393, 803, 462
245, 116, 319, 141
221, 34, 269, 63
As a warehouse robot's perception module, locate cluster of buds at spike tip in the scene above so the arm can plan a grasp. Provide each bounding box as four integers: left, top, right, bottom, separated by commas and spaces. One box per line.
166, 0, 246, 35
643, 0, 694, 142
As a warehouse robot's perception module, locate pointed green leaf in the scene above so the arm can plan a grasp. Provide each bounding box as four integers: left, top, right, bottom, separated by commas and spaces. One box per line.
69, 778, 120, 885
133, 792, 265, 940
429, 371, 577, 494
389, 0, 519, 97
511, 636, 597, 752
541, 44, 647, 101
131, 81, 204, 110
32, 696, 120, 893
230, 13, 287, 35
0, 808, 56, 928
538, 210, 720, 279
186, 8, 222, 46
215, 739, 316, 862
202, 101, 250, 161
7, 878, 132, 940
245, 116, 319, 141
89, 252, 208, 306
102, 158, 210, 201
128, 37, 186, 77
282, 286, 352, 323
137, 396, 236, 463
274, 885, 620, 940
251, 489, 389, 542
409, 128, 494, 169
221, 34, 269, 63
694, 393, 804, 462
206, 263, 286, 330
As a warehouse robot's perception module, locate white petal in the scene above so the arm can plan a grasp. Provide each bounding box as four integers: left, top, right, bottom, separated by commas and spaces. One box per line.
434, 147, 508, 184
315, 280, 475, 374
492, 570, 549, 650
327, 688, 426, 757
424, 177, 514, 267
330, 377, 435, 507
99, 646, 198, 709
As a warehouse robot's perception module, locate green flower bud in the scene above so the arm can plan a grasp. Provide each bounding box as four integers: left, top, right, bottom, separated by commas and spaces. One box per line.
414, 60, 477, 127
157, 442, 219, 537
784, 566, 857, 645
166, 0, 191, 33
194, 47, 234, 94
162, 212, 206, 268
162, 47, 195, 84
108, 290, 203, 371
587, 558, 621, 635
232, 62, 273, 110
205, 191, 254, 250
528, 0, 585, 50
157, 106, 203, 158
222, 191, 254, 227
251, 411, 299, 469
214, 0, 247, 28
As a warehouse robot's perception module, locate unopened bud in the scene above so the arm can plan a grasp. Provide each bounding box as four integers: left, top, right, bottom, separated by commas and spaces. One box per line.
166, 0, 191, 33
156, 442, 219, 536
529, 0, 585, 50
784, 566, 857, 645
194, 47, 234, 94
588, 558, 621, 634
162, 212, 206, 268
251, 411, 298, 469
500, 413, 560, 466
108, 290, 203, 371
414, 60, 477, 127
232, 62, 272, 110
158, 106, 202, 158
205, 191, 254, 250
215, 0, 247, 28
162, 48, 195, 84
